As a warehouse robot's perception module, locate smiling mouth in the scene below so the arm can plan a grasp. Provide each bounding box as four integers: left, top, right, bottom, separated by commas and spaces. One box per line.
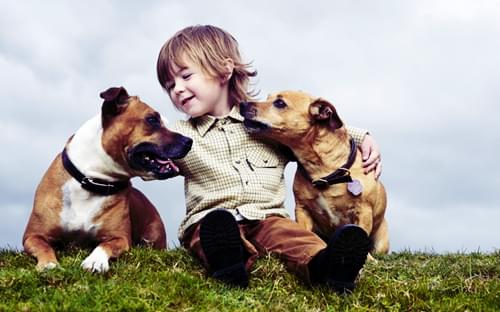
181, 96, 194, 106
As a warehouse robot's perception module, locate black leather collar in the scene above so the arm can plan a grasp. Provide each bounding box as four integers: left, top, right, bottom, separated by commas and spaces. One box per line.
61, 148, 130, 195
298, 137, 357, 189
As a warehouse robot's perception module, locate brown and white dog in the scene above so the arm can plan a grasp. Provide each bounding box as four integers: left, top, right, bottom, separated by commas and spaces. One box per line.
23, 87, 192, 272
240, 91, 389, 256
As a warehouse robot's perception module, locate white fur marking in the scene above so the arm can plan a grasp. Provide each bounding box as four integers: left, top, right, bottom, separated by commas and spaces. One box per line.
60, 179, 105, 234
315, 194, 342, 226
81, 246, 110, 273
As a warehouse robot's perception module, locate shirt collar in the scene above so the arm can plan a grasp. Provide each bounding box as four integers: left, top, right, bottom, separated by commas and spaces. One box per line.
191, 105, 245, 137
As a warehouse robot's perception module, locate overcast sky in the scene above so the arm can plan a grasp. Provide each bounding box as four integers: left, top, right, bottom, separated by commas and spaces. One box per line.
1, 0, 499, 253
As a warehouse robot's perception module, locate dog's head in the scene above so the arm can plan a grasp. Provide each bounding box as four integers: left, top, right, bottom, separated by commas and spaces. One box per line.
240, 91, 343, 144
100, 86, 192, 180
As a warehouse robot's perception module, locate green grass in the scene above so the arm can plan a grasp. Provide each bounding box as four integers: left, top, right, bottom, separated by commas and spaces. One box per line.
1, 248, 499, 311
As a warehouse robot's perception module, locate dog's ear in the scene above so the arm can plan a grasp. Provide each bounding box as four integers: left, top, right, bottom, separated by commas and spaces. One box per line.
309, 98, 343, 130
100, 87, 129, 126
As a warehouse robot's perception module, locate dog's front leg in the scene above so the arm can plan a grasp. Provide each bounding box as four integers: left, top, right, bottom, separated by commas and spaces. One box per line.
356, 207, 379, 261
23, 234, 59, 271
356, 206, 374, 237
371, 218, 390, 254
81, 236, 130, 273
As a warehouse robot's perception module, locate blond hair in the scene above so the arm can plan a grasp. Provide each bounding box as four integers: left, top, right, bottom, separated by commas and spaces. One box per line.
157, 25, 257, 107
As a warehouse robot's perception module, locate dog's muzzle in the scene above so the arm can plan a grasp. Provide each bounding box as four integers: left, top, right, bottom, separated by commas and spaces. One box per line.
128, 135, 192, 179
240, 102, 270, 133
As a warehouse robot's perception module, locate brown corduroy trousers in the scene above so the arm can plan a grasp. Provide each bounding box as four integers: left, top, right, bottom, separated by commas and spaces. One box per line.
182, 216, 327, 283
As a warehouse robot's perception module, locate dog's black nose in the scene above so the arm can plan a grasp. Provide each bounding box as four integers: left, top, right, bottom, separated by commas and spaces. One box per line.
164, 134, 192, 159
180, 136, 193, 150
239, 101, 255, 118
239, 101, 248, 115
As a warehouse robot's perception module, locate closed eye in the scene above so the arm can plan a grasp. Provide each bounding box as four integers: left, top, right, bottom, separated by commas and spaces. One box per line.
273, 98, 287, 109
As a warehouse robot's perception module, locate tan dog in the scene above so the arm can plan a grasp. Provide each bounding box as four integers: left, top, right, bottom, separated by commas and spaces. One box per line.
23, 87, 192, 272
240, 91, 389, 256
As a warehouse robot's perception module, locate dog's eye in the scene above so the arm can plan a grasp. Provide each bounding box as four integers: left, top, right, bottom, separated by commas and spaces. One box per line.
146, 114, 161, 129
273, 98, 287, 109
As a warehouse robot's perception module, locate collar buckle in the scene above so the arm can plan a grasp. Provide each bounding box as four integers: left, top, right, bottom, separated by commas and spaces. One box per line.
337, 167, 351, 176
312, 178, 329, 189
81, 177, 91, 187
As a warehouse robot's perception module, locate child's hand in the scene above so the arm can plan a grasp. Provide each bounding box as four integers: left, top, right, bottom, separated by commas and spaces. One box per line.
359, 135, 382, 180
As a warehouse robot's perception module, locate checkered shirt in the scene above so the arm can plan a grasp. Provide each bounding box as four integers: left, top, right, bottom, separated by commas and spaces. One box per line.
171, 105, 367, 241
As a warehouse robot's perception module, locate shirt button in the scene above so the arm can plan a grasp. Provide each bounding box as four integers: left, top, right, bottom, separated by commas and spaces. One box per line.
235, 160, 241, 164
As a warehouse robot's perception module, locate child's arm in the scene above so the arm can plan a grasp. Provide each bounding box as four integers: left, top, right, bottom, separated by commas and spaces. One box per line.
346, 126, 382, 180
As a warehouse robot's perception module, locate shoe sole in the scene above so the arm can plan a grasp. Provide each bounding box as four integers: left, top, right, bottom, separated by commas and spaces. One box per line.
200, 209, 243, 267
199, 209, 248, 287
326, 225, 372, 292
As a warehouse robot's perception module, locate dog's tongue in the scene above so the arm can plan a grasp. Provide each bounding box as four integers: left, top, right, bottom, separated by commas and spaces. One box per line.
156, 158, 169, 165
157, 158, 179, 172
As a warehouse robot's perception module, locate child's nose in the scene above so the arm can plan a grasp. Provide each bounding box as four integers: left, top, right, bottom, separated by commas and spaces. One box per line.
173, 80, 185, 94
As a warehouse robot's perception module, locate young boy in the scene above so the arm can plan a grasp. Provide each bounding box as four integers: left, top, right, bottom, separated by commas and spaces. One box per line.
156, 25, 381, 293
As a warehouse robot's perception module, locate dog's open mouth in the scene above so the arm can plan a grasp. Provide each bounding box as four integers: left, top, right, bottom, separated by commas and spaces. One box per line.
128, 144, 180, 179
243, 119, 270, 133
141, 153, 178, 174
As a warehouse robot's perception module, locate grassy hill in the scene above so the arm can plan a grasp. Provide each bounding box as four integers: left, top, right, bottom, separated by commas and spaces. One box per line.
1, 248, 498, 311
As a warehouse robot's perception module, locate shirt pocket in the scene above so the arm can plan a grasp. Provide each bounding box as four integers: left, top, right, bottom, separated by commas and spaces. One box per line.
246, 148, 279, 168
245, 144, 284, 191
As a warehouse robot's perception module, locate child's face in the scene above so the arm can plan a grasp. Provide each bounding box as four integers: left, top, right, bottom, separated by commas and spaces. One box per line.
166, 58, 230, 118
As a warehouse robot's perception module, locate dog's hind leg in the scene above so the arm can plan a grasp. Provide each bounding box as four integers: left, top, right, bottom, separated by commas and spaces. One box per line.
140, 219, 167, 249
129, 187, 167, 249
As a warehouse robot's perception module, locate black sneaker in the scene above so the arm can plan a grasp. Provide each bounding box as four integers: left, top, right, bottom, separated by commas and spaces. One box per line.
199, 209, 248, 287
309, 224, 371, 293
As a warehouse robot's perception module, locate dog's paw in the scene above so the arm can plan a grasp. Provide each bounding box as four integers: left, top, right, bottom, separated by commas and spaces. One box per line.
36, 261, 59, 272
137, 238, 155, 248
81, 246, 110, 273
366, 253, 378, 262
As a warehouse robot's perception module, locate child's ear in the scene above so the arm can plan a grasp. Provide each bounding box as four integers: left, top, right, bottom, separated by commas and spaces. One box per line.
221, 58, 234, 84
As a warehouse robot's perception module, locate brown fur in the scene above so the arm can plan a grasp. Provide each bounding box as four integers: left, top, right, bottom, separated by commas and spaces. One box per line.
241, 91, 389, 256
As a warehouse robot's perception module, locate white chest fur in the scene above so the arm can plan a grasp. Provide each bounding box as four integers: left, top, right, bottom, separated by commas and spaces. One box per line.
314, 194, 343, 226
59, 113, 128, 234
60, 179, 106, 234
